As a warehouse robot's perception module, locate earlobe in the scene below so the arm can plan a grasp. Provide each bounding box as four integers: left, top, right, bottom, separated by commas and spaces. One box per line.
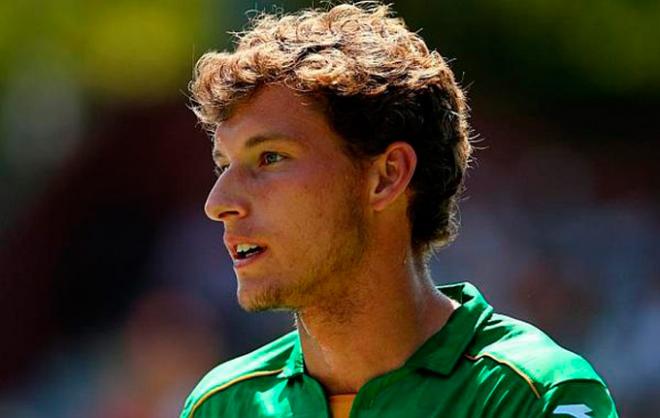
369, 142, 417, 212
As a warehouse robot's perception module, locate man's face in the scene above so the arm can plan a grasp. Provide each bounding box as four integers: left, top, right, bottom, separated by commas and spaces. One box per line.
206, 85, 370, 312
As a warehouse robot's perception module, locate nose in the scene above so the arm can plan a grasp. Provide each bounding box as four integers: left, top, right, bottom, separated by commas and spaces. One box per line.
204, 175, 249, 222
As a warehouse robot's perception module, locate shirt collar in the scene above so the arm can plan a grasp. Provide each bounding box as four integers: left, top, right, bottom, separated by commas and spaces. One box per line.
404, 282, 494, 375
279, 281, 493, 378
280, 329, 305, 378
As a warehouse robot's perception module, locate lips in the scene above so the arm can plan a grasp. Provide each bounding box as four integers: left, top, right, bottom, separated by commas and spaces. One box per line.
232, 247, 267, 269
224, 234, 268, 267
235, 243, 265, 260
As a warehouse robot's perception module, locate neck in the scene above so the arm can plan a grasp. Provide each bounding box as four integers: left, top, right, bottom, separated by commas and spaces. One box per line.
296, 250, 458, 395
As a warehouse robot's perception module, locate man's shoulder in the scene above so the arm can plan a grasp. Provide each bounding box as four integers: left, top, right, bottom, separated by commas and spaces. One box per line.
190, 330, 297, 395
466, 312, 606, 396
180, 330, 298, 418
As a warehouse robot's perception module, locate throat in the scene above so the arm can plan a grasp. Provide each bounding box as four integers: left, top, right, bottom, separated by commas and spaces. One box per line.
296, 287, 458, 395
296, 313, 408, 394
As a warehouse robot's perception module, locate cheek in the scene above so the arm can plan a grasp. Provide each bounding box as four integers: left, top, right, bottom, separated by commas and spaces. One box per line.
262, 163, 343, 213
262, 168, 353, 240
305, 167, 352, 216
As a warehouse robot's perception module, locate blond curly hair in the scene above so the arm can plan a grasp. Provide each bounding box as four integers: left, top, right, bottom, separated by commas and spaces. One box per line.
190, 2, 472, 255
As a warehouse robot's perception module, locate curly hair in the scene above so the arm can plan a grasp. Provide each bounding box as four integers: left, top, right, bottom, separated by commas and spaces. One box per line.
190, 2, 472, 256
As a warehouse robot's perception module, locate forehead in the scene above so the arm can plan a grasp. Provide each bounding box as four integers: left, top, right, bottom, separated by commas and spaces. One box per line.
213, 85, 337, 151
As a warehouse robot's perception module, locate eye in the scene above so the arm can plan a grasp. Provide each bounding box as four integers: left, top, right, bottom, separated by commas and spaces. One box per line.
260, 152, 285, 166
213, 164, 229, 177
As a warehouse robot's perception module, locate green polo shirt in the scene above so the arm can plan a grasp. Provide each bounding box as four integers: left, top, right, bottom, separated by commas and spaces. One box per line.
180, 282, 618, 417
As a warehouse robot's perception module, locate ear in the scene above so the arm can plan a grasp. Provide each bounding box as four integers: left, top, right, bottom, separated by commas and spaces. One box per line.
367, 142, 417, 212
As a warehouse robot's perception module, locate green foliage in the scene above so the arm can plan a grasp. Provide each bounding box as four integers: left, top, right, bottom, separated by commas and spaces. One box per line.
0, 0, 209, 102
0, 0, 657, 102
398, 0, 660, 99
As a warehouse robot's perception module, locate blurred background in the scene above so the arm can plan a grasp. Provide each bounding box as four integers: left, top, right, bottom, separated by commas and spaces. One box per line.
0, 0, 657, 417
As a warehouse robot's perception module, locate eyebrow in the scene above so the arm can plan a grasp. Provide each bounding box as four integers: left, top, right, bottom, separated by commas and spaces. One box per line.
212, 134, 298, 161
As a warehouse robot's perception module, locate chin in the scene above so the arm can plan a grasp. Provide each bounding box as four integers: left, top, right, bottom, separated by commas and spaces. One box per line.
236, 281, 292, 312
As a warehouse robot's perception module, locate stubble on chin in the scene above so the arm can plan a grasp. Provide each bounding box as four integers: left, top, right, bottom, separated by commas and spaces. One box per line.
236, 281, 290, 312
236, 265, 327, 313
237, 175, 369, 315
235, 230, 367, 314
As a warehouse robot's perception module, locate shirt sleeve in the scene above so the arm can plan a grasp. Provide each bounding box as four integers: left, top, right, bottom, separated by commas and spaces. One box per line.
540, 380, 619, 418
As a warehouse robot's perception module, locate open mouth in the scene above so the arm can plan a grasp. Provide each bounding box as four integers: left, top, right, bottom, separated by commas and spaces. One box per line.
235, 243, 266, 260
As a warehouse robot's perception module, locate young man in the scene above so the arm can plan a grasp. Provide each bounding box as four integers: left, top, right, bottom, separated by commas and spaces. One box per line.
180, 3, 618, 417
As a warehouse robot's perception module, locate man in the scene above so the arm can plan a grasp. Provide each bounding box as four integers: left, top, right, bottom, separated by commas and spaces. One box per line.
180, 3, 618, 417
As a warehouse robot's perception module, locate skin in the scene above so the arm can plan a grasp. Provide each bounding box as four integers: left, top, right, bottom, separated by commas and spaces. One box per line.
205, 84, 459, 395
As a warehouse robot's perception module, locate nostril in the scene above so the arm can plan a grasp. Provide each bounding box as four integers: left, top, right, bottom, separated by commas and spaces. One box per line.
217, 209, 242, 220
204, 188, 248, 221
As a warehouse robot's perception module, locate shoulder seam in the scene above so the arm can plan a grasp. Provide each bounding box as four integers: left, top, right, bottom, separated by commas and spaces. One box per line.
190, 368, 283, 417
464, 353, 541, 399
547, 377, 608, 392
